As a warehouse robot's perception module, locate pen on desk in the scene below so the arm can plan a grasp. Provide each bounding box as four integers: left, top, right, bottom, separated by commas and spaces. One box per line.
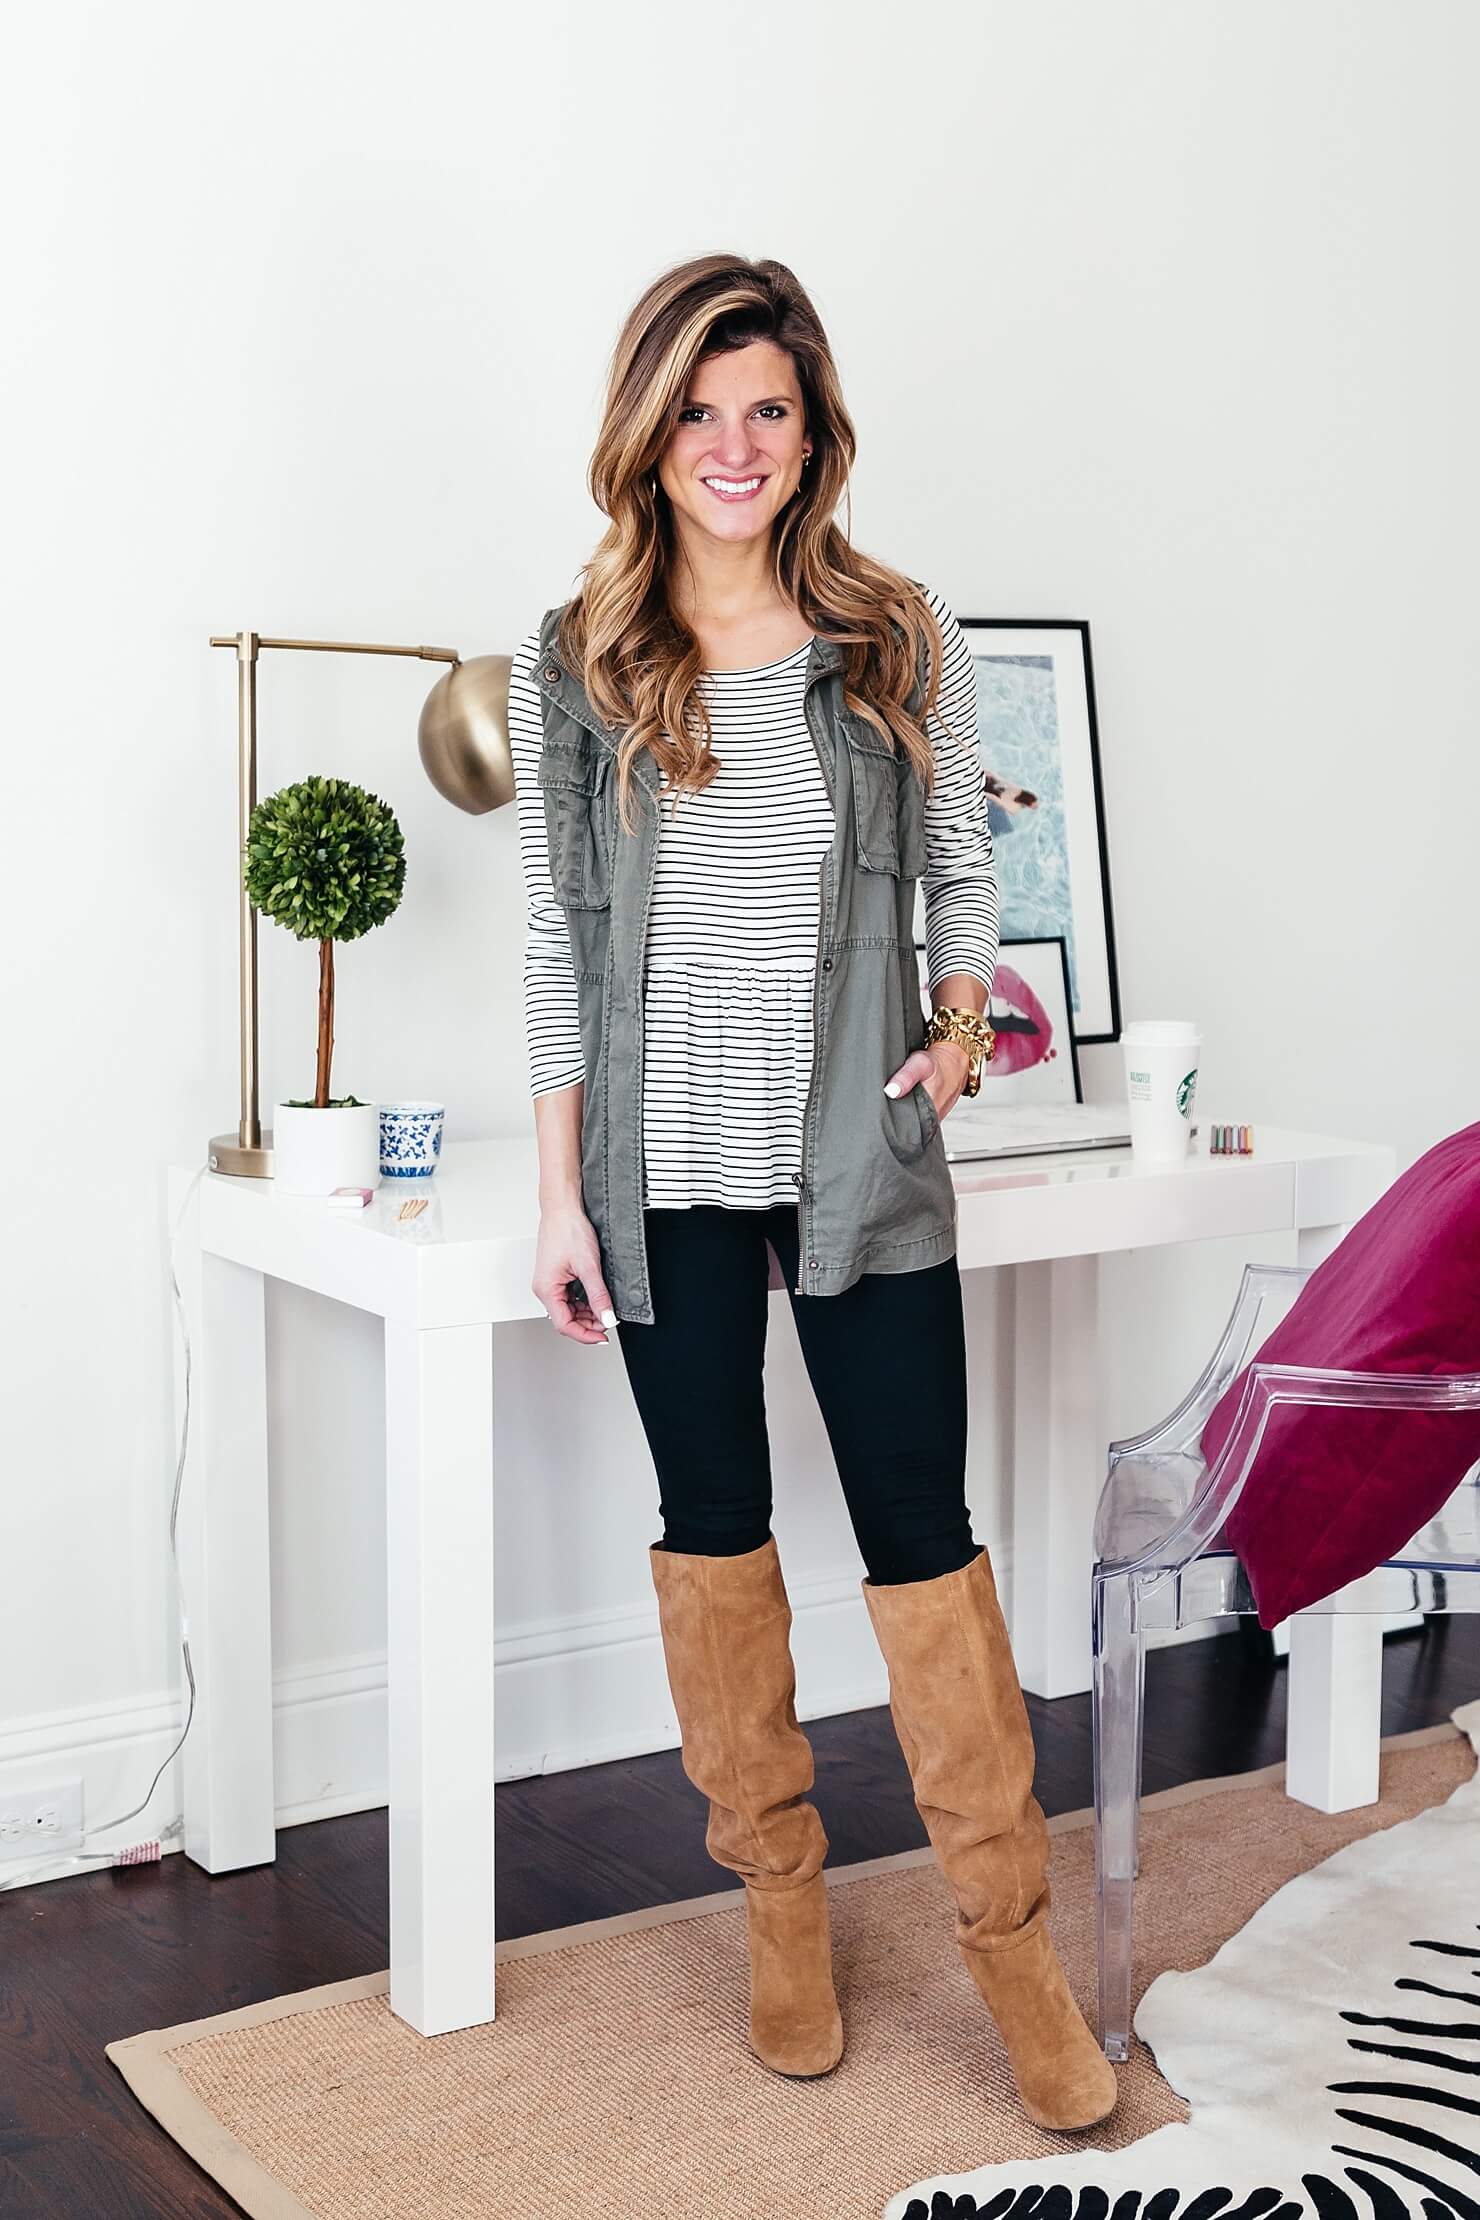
1211, 1124, 1254, 1156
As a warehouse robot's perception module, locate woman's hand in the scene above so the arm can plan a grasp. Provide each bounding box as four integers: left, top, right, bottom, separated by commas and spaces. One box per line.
884, 1039, 970, 1121
533, 1197, 619, 1344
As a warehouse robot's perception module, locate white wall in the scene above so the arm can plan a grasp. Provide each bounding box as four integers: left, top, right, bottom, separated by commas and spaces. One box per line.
4, 1, 1477, 1876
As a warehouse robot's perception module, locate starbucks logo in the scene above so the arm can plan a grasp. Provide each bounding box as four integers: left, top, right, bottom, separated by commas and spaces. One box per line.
1176, 1067, 1197, 1119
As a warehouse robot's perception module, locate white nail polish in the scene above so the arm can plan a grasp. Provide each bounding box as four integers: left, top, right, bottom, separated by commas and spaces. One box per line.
601, 1308, 618, 1329
884, 1081, 901, 1098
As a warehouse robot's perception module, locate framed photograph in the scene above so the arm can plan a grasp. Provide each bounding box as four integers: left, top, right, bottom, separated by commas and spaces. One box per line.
915, 935, 1082, 1106
952, 618, 1121, 1045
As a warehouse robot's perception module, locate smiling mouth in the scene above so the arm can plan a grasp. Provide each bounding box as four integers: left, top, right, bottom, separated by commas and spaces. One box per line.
701, 475, 767, 501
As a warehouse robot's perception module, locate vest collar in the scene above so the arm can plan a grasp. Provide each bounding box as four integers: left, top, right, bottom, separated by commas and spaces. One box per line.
530, 618, 846, 779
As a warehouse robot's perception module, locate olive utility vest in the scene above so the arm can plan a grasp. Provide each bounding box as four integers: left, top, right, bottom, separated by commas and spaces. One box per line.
530, 604, 959, 1326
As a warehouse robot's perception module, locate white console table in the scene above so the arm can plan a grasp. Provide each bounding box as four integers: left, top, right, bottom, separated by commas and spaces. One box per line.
167, 1119, 1395, 2037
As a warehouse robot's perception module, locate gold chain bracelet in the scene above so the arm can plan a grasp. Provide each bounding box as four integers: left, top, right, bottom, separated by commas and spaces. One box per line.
923, 1004, 995, 1098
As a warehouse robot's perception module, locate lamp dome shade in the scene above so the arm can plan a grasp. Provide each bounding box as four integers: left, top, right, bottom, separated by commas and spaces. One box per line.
418, 653, 513, 815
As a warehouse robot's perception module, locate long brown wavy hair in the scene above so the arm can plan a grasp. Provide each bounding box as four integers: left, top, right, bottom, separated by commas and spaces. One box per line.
555, 252, 961, 835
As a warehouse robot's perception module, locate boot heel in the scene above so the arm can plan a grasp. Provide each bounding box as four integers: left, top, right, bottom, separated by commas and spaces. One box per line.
745, 1872, 844, 2076
962, 1927, 1117, 2131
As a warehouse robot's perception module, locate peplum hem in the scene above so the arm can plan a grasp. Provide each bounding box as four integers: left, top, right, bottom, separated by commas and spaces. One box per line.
641, 962, 820, 1210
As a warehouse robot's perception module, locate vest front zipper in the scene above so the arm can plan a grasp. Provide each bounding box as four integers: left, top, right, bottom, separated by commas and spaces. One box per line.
794, 672, 836, 1295
632, 763, 665, 1313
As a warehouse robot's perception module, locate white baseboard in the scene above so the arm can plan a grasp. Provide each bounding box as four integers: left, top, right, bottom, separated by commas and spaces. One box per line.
489, 1551, 929, 1780
0, 1559, 919, 1869
0, 1538, 1232, 1886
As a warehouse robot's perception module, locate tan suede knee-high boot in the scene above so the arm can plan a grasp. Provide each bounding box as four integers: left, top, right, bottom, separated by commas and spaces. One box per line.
862, 1548, 1117, 2132
649, 1535, 844, 2077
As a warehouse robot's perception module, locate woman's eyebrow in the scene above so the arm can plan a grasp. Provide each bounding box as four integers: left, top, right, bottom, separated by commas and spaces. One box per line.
681, 393, 795, 408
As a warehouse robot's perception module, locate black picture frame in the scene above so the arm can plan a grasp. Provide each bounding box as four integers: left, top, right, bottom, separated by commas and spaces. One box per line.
914, 933, 1084, 1103
952, 617, 1122, 1047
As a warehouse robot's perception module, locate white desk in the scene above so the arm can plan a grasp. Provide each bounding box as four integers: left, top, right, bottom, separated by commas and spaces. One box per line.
168, 1118, 1396, 2037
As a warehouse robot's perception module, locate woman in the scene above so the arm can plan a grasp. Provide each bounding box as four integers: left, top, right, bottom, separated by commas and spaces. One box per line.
510, 252, 1117, 2135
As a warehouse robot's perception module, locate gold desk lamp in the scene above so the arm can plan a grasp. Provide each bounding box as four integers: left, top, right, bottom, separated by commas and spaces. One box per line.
207, 631, 513, 1178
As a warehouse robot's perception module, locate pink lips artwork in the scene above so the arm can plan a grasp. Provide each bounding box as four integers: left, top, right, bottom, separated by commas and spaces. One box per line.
983, 962, 1058, 1079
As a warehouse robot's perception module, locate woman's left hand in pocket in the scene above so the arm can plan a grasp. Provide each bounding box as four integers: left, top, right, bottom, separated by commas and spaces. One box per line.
884, 1041, 968, 1121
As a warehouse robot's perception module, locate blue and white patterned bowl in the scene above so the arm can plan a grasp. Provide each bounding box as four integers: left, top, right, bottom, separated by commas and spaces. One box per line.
379, 1100, 445, 1180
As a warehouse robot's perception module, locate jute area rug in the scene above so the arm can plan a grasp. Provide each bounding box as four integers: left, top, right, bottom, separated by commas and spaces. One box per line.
106, 1713, 1478, 2220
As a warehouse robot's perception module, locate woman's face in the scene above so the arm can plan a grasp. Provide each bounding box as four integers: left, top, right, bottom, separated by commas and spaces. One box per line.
655, 339, 811, 550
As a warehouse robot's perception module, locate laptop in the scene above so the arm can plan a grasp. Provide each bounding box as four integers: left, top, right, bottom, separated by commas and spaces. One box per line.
940, 1099, 1143, 1163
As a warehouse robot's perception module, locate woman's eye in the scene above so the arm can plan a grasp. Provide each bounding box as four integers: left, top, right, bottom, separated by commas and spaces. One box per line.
677, 403, 789, 424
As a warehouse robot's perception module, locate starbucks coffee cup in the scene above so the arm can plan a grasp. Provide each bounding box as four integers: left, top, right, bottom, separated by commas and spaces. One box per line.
1121, 1020, 1201, 1164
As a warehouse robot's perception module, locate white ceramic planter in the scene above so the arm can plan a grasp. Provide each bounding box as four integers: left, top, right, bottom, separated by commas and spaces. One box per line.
272, 1100, 381, 1195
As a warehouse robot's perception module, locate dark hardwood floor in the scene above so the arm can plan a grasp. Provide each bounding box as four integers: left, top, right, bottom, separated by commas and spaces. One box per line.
3, 1618, 1475, 2219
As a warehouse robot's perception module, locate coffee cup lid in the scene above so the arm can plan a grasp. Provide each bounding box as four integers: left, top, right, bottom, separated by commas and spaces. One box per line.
1122, 1020, 1201, 1045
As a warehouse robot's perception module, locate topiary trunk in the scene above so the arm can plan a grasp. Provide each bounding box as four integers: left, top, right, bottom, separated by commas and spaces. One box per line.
315, 938, 336, 1108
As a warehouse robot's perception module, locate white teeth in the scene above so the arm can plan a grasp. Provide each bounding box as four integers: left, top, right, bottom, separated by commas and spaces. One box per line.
704, 476, 762, 493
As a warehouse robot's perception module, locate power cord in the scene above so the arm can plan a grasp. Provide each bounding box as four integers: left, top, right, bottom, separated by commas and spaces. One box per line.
0, 1160, 210, 1889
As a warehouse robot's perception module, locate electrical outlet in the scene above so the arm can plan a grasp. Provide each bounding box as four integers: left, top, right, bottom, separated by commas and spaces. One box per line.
0, 1778, 84, 1860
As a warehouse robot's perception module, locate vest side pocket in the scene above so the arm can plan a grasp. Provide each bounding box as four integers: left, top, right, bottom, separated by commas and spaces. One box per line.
538, 743, 612, 910
898, 944, 941, 1153
915, 1075, 941, 1148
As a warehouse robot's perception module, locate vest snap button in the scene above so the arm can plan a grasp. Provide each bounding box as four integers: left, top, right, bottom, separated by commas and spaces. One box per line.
821, 956, 833, 970
542, 661, 560, 682
807, 1256, 819, 1269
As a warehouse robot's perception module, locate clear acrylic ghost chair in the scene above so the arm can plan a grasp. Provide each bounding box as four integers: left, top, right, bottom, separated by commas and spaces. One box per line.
1091, 1259, 1480, 2062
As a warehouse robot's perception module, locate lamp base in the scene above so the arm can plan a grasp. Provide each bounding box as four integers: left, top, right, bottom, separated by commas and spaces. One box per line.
208, 1129, 274, 1178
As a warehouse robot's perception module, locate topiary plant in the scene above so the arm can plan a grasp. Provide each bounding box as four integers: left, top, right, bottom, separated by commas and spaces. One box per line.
243, 774, 407, 1111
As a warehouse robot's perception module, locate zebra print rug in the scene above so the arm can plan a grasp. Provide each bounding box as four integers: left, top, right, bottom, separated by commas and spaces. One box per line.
886, 1697, 1480, 2220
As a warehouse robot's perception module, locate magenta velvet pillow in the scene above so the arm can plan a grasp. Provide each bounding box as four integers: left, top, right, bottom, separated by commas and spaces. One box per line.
1198, 1120, 1480, 1627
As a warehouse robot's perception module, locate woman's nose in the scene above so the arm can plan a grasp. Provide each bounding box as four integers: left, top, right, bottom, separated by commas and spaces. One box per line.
711, 425, 757, 470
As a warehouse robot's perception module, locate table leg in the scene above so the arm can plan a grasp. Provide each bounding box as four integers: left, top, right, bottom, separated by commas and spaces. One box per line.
1285, 1610, 1382, 1810
175, 1229, 277, 1874
1010, 1254, 1105, 1698
384, 1319, 496, 2035
1283, 1218, 1382, 1811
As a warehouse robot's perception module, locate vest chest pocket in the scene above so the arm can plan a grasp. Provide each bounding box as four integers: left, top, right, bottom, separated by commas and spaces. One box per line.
538, 742, 613, 910
845, 724, 928, 881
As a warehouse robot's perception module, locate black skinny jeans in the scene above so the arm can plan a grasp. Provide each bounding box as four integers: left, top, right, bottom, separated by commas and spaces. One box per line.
613, 1203, 980, 1586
